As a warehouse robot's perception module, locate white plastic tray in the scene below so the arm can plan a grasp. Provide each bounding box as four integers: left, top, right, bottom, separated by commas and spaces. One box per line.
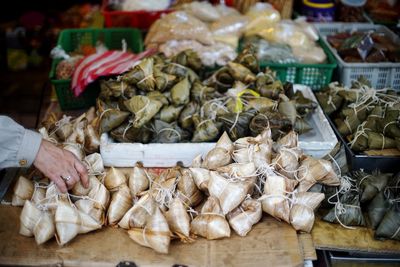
100, 85, 338, 167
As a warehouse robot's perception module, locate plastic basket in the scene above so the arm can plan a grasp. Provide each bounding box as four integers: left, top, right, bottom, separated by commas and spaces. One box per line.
314, 23, 400, 90
101, 0, 173, 30
254, 40, 337, 91
49, 28, 143, 110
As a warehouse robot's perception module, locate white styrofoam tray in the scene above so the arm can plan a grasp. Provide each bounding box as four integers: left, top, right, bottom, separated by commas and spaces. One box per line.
100, 85, 338, 167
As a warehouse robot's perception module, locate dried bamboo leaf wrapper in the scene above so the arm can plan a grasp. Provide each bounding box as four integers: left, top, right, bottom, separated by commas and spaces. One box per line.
189, 167, 211, 193
128, 207, 172, 254
84, 123, 100, 154
75, 198, 105, 224
273, 147, 302, 180
19, 200, 41, 237
62, 143, 85, 161
216, 162, 257, 179
107, 186, 132, 226
260, 174, 297, 223
297, 156, 340, 192
127, 193, 157, 229
128, 166, 150, 197
208, 171, 255, 215
84, 153, 105, 175
227, 198, 262, 236
177, 168, 203, 207
289, 192, 324, 233
104, 167, 128, 192
77, 210, 102, 234
31, 184, 46, 205
55, 200, 81, 245
88, 180, 110, 211
190, 196, 231, 240
165, 198, 191, 239
12, 176, 34, 206
33, 211, 55, 245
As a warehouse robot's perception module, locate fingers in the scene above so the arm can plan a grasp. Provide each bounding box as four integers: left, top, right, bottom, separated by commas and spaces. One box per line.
74, 160, 89, 188
64, 168, 80, 190
50, 174, 68, 193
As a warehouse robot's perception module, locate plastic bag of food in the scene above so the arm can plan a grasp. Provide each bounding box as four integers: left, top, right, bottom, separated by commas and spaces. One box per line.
159, 40, 236, 67
122, 0, 170, 11
258, 20, 314, 48
210, 15, 248, 47
182, 1, 220, 22
244, 3, 281, 37
145, 11, 214, 46
292, 46, 327, 64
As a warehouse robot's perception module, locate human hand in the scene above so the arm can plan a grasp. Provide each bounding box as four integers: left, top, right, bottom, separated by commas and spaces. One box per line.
33, 140, 89, 193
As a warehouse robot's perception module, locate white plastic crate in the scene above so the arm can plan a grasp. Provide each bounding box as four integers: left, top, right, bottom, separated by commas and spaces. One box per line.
313, 23, 400, 90
100, 85, 338, 167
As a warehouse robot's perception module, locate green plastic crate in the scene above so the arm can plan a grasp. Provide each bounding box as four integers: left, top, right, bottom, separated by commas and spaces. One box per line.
49, 28, 143, 110
241, 39, 337, 91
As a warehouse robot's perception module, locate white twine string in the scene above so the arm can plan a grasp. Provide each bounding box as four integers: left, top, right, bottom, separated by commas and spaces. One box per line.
158, 128, 182, 141
49, 115, 72, 137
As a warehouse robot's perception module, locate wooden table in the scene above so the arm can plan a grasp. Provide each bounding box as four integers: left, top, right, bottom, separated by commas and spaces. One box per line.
0, 205, 305, 267
312, 218, 400, 255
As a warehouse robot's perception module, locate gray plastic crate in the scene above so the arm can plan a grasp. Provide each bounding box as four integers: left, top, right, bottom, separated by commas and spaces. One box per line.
313, 23, 400, 90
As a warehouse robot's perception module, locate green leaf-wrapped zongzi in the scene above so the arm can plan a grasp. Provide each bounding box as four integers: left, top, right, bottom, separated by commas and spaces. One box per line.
323, 191, 366, 227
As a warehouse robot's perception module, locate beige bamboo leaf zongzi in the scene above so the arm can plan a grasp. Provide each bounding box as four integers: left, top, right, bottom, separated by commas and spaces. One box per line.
12, 175, 34, 206
165, 198, 191, 240
289, 192, 324, 233
227, 198, 262, 236
104, 167, 128, 192
208, 171, 255, 215
107, 186, 132, 226
128, 207, 171, 254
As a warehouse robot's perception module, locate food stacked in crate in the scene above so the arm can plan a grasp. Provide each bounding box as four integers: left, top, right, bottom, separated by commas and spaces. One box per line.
315, 23, 400, 90
49, 28, 144, 110
316, 77, 400, 172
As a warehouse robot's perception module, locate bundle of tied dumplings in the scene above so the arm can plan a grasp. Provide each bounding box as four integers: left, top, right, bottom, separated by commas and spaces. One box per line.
14, 127, 341, 253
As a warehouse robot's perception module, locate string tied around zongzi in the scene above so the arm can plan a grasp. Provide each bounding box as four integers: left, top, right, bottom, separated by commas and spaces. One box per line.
326, 175, 359, 229
49, 115, 72, 137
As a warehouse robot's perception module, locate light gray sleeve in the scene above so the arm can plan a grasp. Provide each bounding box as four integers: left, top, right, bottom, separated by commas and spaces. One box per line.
0, 116, 42, 169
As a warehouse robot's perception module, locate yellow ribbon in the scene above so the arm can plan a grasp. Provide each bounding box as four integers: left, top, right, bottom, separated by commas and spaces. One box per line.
234, 89, 260, 113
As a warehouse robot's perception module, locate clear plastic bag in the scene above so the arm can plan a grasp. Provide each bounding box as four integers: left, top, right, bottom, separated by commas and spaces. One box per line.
145, 11, 214, 46
182, 1, 220, 22
258, 20, 314, 48
122, 0, 170, 11
159, 40, 236, 67
244, 3, 281, 37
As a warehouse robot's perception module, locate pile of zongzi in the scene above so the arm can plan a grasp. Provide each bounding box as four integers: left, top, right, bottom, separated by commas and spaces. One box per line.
320, 169, 400, 241
15, 126, 338, 252
17, 152, 108, 245
317, 78, 400, 154
97, 48, 318, 144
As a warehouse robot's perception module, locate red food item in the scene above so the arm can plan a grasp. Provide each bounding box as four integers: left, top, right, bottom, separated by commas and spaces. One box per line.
80, 44, 97, 56
55, 56, 83, 80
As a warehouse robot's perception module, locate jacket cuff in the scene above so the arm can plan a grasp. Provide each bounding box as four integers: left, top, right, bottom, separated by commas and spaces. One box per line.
16, 129, 42, 167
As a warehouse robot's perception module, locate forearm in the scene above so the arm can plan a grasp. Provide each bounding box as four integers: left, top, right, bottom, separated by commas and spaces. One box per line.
0, 116, 42, 169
